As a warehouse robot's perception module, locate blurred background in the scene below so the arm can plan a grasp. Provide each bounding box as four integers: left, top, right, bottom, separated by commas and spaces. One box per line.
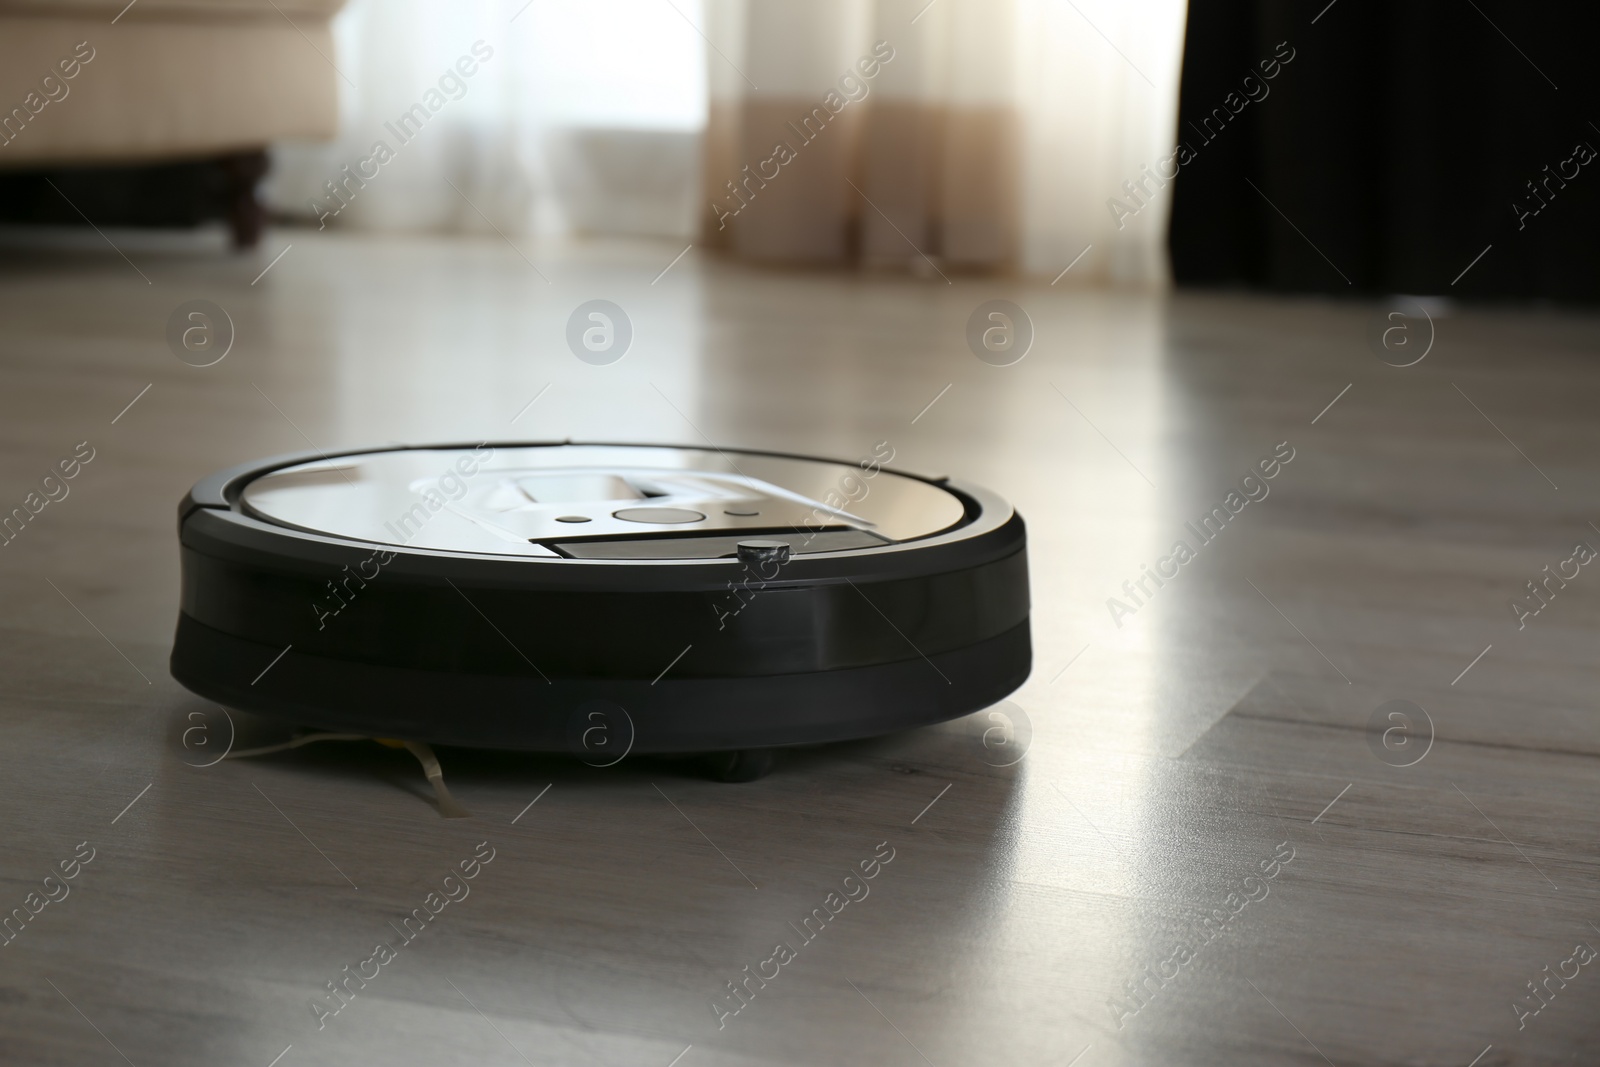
1, 0, 1593, 296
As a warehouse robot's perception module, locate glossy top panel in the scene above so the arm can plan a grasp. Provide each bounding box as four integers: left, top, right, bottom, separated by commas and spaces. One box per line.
238, 444, 967, 557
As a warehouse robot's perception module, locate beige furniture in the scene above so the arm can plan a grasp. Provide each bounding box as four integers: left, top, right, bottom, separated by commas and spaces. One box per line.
0, 0, 346, 243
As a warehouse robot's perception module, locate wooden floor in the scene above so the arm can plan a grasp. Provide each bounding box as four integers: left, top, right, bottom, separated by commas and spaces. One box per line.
1, 228, 1597, 1066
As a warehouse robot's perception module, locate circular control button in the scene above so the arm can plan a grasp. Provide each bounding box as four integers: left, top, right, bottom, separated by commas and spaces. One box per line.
612, 507, 706, 524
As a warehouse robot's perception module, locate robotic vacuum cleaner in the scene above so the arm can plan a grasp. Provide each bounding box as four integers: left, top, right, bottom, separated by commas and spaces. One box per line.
170, 442, 1030, 779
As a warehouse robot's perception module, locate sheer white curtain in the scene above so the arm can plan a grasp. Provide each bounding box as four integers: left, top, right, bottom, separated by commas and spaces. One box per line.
266, 0, 1188, 282
1014, 0, 1189, 283
263, 0, 707, 237
702, 0, 1188, 282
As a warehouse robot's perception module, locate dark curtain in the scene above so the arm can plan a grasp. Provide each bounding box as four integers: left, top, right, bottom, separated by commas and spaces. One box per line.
1167, 0, 1600, 300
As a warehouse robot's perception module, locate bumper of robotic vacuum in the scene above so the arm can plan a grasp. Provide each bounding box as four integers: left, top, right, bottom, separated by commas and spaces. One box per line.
171, 612, 1032, 753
